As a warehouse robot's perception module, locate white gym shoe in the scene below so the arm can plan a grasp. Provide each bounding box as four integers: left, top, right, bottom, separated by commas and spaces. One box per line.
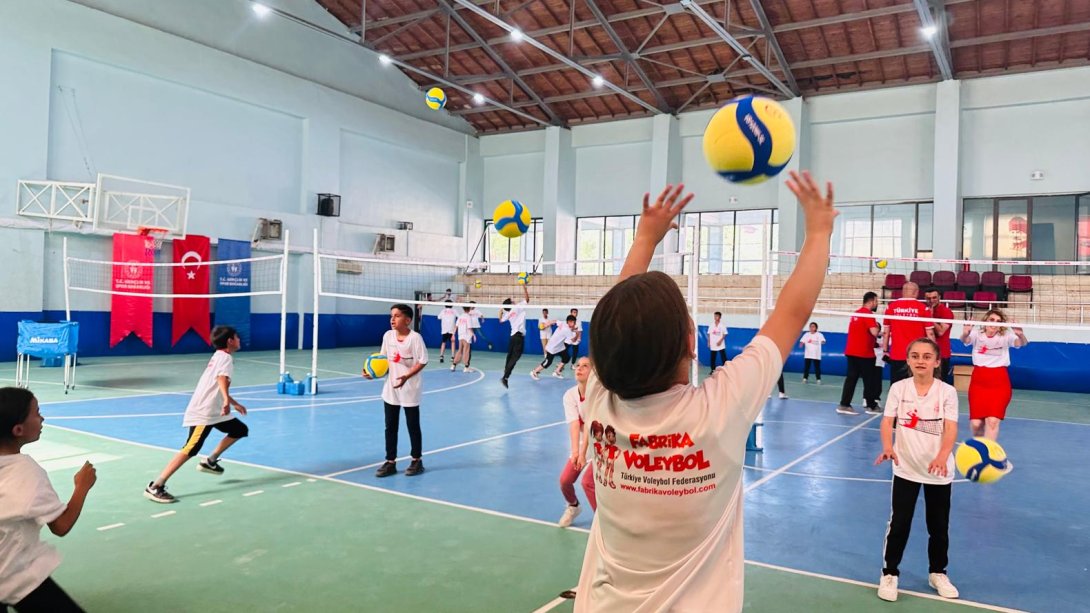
558, 504, 581, 527
552, 371, 564, 379
877, 574, 898, 602
778, 392, 788, 399
836, 405, 860, 415
530, 370, 540, 381
928, 573, 959, 599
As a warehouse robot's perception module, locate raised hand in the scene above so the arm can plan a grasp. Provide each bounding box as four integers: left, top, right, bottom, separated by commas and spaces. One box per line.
74, 461, 97, 491
785, 170, 836, 235
636, 184, 695, 246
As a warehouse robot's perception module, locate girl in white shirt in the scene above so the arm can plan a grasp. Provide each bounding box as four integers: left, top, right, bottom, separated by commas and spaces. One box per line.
798, 322, 826, 384
707, 311, 728, 374
557, 357, 595, 528
874, 338, 961, 602
574, 173, 837, 613
1, 388, 96, 611
959, 308, 1027, 441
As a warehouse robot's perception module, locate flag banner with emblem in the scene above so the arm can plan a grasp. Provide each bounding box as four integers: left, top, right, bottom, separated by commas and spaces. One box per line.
172, 234, 211, 346
215, 238, 252, 347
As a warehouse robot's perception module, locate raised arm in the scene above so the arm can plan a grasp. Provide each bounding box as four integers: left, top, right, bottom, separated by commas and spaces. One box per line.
1012, 327, 1028, 348
758, 171, 837, 361
619, 184, 694, 282
522, 284, 530, 304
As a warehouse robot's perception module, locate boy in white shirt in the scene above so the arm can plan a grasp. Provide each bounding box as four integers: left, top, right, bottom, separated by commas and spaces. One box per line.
538, 309, 556, 357
708, 311, 728, 374
798, 321, 826, 384
437, 302, 457, 363
574, 173, 836, 612
566, 308, 583, 361
1, 388, 96, 611
365, 304, 429, 478
874, 337, 960, 602
531, 316, 578, 380
468, 301, 491, 350
145, 325, 248, 503
499, 285, 530, 389
451, 307, 474, 373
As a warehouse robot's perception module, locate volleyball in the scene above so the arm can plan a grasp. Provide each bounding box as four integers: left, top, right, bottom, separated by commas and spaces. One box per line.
425, 87, 447, 110
493, 200, 531, 238
702, 95, 796, 184
955, 437, 1012, 484
517, 272, 531, 285
876, 259, 888, 269
364, 353, 389, 378
474, 279, 481, 289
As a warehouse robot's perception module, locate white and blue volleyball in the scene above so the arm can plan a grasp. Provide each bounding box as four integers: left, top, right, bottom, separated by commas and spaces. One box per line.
702, 95, 796, 184
425, 87, 447, 110
493, 199, 531, 239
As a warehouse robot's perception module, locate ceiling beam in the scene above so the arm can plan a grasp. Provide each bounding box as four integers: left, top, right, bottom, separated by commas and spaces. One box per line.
583, 0, 672, 112
914, 0, 953, 79
745, 0, 799, 95
450, 0, 662, 115
948, 21, 1090, 47
436, 0, 564, 125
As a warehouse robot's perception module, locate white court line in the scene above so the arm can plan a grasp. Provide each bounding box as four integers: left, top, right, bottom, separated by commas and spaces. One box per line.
742, 464, 969, 485
243, 490, 264, 497
46, 370, 488, 420
323, 420, 568, 478
282, 482, 302, 488
531, 590, 576, 613
77, 357, 209, 368
151, 511, 175, 519
745, 560, 1029, 613
745, 415, 880, 493
96, 523, 125, 531
44, 423, 1027, 612
199, 500, 223, 507
236, 357, 360, 378
0, 377, 191, 398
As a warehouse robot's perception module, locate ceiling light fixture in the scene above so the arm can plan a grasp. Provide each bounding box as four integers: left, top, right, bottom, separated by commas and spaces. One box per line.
921, 24, 938, 38
379, 53, 392, 65
252, 2, 271, 17
473, 93, 485, 104
510, 29, 524, 42
592, 75, 604, 87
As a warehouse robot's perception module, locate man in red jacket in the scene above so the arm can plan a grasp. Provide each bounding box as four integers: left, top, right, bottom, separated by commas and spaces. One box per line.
924, 287, 954, 383
880, 282, 935, 385
837, 292, 881, 415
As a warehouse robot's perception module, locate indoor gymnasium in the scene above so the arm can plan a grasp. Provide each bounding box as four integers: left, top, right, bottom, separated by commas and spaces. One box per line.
1, 1, 1089, 612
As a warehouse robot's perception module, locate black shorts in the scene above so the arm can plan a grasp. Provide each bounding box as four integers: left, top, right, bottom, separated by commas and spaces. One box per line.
442, 333, 453, 342
540, 350, 571, 369
181, 419, 249, 457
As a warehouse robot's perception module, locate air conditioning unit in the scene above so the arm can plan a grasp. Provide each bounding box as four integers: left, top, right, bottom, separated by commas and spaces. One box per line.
397, 221, 414, 230
373, 233, 396, 253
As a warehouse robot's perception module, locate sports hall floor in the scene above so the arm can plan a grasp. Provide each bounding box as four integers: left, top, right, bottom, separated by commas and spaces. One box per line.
8, 346, 1087, 612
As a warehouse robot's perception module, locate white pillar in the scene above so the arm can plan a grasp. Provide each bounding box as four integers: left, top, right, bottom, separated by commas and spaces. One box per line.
932, 80, 962, 259
776, 97, 808, 252
459, 135, 484, 261
649, 114, 682, 259
543, 126, 576, 264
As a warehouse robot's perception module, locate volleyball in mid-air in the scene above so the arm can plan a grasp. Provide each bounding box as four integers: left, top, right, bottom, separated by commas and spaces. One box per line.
517, 272, 531, 285
876, 259, 888, 269
702, 95, 795, 184
364, 353, 389, 378
425, 87, 447, 110
493, 200, 531, 238
955, 437, 1013, 484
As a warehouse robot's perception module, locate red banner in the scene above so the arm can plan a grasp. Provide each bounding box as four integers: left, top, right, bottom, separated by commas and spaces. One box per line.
109, 233, 154, 347
172, 235, 211, 346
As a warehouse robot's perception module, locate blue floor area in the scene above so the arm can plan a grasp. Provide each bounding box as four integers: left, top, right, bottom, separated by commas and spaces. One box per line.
42, 372, 1087, 612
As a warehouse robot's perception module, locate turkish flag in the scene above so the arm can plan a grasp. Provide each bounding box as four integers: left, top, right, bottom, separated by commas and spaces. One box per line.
172, 235, 211, 346
109, 233, 154, 347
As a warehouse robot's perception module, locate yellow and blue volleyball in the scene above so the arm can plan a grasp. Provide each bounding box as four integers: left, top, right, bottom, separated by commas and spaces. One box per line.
702, 95, 795, 184
493, 199, 531, 238
425, 87, 447, 110
517, 272, 531, 285
955, 437, 1012, 484
364, 353, 389, 378
876, 259, 888, 269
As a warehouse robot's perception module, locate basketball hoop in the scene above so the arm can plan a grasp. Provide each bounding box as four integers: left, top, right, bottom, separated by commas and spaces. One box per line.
137, 226, 169, 255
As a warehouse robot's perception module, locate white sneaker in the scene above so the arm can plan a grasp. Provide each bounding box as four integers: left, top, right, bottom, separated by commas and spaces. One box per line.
928, 573, 959, 599
450, 364, 456, 371
778, 392, 788, 399
802, 378, 808, 384
836, 405, 860, 415
877, 574, 898, 602
530, 370, 540, 381
552, 371, 564, 379
463, 366, 473, 373
558, 504, 581, 527
816, 380, 822, 386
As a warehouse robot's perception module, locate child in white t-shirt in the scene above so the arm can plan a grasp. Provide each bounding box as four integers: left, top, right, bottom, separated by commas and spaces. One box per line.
437, 303, 457, 363
574, 173, 837, 613
538, 309, 556, 357
451, 307, 475, 373
799, 321, 826, 384
468, 302, 490, 350
707, 311, 728, 374
557, 357, 595, 528
145, 325, 248, 503
365, 304, 429, 478
1, 387, 96, 611
874, 337, 960, 602
531, 316, 577, 380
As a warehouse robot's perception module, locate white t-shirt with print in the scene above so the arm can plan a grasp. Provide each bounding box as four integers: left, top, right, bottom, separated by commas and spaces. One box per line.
381, 329, 429, 406
966, 329, 1021, 368
468, 308, 483, 329
800, 332, 826, 360
438, 308, 457, 335
539, 318, 556, 340
708, 322, 727, 351
563, 385, 586, 425
574, 335, 782, 613
0, 454, 67, 604
883, 378, 959, 485
182, 351, 235, 427
566, 319, 582, 345
455, 314, 473, 342
546, 326, 576, 355
500, 301, 528, 336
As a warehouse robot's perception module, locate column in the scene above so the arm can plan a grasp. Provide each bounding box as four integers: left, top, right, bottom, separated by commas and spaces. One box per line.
932, 80, 961, 260
543, 126, 576, 265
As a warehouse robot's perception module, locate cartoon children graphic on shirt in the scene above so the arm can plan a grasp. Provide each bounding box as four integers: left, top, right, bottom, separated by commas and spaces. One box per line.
591, 421, 605, 485
604, 425, 619, 489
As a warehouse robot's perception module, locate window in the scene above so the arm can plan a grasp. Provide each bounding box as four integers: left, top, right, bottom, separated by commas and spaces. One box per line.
830, 202, 931, 270
484, 218, 543, 272
576, 215, 637, 275
963, 194, 1090, 273
678, 209, 778, 274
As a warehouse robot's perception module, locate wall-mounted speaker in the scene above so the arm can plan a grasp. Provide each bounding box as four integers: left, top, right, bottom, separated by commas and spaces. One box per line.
317, 193, 341, 217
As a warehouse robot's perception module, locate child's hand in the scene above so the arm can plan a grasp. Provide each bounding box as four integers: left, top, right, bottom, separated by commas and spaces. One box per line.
361, 369, 373, 380
874, 448, 899, 466
636, 184, 694, 246
785, 170, 836, 235
221, 401, 231, 416
74, 461, 97, 491
393, 375, 410, 389
927, 457, 948, 477
234, 401, 248, 416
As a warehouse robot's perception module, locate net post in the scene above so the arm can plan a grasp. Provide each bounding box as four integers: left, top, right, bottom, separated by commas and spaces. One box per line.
688, 251, 698, 387
750, 222, 773, 454
310, 228, 320, 395
279, 230, 289, 378
63, 237, 71, 322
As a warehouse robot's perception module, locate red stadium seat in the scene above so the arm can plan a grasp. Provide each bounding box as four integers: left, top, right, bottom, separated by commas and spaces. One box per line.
932, 270, 956, 293
909, 270, 932, 287
956, 270, 981, 298
1008, 275, 1034, 307
944, 290, 967, 310
970, 291, 998, 311
882, 274, 906, 299
981, 270, 1007, 302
